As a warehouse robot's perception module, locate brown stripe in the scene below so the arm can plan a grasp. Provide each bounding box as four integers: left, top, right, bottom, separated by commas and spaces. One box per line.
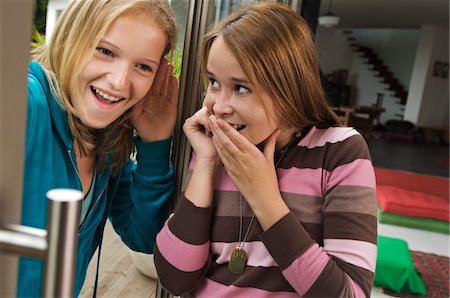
324, 185, 377, 217
282, 192, 324, 223
325, 134, 372, 170
208, 262, 295, 292
332, 256, 374, 297
154, 245, 211, 296
261, 212, 315, 270
323, 212, 377, 243
211, 216, 263, 243
303, 259, 351, 297
169, 196, 213, 245
278, 134, 371, 171
213, 191, 254, 217
213, 190, 324, 223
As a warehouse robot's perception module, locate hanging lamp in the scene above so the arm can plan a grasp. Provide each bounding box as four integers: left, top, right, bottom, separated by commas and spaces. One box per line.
318, 0, 340, 28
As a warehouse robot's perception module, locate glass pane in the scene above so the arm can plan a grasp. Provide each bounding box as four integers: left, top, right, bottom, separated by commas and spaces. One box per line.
169, 0, 190, 79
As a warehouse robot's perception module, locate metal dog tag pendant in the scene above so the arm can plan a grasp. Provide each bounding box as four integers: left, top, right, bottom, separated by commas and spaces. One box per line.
228, 247, 247, 275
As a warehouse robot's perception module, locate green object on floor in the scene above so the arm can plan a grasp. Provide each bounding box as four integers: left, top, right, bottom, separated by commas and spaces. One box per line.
374, 235, 426, 295
378, 207, 449, 234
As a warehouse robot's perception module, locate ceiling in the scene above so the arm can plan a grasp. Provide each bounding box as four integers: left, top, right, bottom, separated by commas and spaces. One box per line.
317, 0, 449, 29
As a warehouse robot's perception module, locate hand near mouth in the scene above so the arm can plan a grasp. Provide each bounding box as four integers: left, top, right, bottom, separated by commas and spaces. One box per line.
132, 58, 178, 142
208, 116, 288, 229
183, 106, 218, 164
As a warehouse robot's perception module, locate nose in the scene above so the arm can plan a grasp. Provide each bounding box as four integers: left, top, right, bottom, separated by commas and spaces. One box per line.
207, 90, 233, 116
107, 62, 130, 91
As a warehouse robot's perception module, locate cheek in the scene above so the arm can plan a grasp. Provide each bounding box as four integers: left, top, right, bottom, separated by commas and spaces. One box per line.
135, 78, 154, 100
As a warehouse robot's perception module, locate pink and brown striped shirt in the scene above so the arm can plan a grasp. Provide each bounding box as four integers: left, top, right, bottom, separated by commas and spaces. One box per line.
155, 126, 377, 297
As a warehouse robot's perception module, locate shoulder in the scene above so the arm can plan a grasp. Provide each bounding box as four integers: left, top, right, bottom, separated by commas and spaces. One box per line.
26, 62, 54, 146
28, 61, 50, 108
299, 126, 365, 149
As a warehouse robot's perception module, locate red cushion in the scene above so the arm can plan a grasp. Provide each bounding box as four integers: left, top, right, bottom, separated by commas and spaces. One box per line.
377, 185, 449, 222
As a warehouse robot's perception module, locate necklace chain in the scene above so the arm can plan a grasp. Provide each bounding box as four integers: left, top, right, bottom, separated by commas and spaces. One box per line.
237, 129, 302, 249
229, 130, 304, 275
238, 195, 255, 250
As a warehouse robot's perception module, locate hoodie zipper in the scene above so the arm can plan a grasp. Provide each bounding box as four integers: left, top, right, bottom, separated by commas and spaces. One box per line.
67, 149, 107, 230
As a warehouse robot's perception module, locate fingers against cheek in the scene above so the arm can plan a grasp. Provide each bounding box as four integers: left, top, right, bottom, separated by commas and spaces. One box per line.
169, 75, 178, 103
163, 64, 173, 94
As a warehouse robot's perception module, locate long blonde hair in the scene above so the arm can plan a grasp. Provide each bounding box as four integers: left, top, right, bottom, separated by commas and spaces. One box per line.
201, 2, 340, 131
33, 0, 177, 174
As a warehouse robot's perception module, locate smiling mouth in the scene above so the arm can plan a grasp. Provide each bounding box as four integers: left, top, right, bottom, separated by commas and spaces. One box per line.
91, 86, 125, 104
231, 124, 246, 131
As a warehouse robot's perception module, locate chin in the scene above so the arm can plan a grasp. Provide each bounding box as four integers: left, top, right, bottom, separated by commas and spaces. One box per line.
79, 115, 113, 130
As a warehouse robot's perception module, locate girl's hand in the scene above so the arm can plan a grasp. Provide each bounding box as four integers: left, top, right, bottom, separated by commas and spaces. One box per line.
208, 116, 289, 229
183, 106, 218, 164
132, 58, 178, 142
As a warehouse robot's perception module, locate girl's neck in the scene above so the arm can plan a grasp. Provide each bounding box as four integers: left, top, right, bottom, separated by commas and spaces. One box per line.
275, 129, 298, 152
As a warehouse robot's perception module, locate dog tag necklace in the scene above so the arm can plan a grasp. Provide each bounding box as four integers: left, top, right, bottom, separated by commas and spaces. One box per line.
228, 195, 255, 275
227, 129, 304, 275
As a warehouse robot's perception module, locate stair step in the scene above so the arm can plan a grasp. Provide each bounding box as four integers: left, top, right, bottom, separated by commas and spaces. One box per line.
348, 40, 408, 105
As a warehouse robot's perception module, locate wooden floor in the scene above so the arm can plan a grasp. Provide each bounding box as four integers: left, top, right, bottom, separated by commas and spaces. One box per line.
79, 221, 157, 298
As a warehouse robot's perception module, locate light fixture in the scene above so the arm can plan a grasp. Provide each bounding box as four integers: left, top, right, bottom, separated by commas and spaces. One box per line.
318, 0, 340, 28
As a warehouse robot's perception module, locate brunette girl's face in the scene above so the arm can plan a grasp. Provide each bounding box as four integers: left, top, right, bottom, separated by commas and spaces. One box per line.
71, 13, 166, 129
204, 36, 291, 148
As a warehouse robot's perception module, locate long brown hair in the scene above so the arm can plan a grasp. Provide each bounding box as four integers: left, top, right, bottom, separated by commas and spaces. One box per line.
32, 0, 177, 175
201, 2, 340, 131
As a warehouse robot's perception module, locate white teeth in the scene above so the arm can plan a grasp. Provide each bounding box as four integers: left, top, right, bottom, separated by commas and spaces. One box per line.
93, 87, 123, 102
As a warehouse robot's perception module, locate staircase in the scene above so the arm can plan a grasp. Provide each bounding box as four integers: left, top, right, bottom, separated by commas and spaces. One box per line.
344, 31, 408, 106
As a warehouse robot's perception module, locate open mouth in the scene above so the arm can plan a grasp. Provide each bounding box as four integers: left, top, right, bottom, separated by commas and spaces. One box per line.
231, 124, 246, 131
91, 86, 125, 104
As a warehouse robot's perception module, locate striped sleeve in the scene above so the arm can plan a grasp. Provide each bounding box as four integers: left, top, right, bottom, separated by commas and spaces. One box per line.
154, 196, 213, 296
263, 127, 377, 297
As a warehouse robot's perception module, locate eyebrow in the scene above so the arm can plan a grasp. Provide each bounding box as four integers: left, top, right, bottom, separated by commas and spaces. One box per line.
100, 39, 160, 67
206, 70, 248, 84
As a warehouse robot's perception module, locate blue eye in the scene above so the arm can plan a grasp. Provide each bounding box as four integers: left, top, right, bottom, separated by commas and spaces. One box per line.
96, 47, 113, 57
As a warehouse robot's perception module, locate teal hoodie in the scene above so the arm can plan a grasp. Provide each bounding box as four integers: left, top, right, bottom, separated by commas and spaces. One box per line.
18, 61, 173, 297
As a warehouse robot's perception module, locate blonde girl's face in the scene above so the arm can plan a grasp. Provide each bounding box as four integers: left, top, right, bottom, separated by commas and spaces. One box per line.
204, 36, 292, 148
71, 13, 166, 129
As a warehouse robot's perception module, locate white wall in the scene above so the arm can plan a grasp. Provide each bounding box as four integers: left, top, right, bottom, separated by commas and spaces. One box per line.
315, 28, 354, 74
351, 29, 419, 89
45, 0, 67, 41
404, 25, 449, 129
348, 55, 405, 123
315, 26, 449, 126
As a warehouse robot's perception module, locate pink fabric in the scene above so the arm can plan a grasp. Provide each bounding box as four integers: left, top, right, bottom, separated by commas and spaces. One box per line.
192, 278, 300, 298
282, 244, 329, 295
156, 221, 210, 272
300, 126, 359, 148
377, 185, 449, 222
325, 159, 376, 189
278, 159, 376, 196
324, 239, 377, 272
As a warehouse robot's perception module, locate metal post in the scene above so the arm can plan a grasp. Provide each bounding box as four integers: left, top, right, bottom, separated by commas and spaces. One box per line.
43, 189, 82, 297
0, 189, 82, 298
